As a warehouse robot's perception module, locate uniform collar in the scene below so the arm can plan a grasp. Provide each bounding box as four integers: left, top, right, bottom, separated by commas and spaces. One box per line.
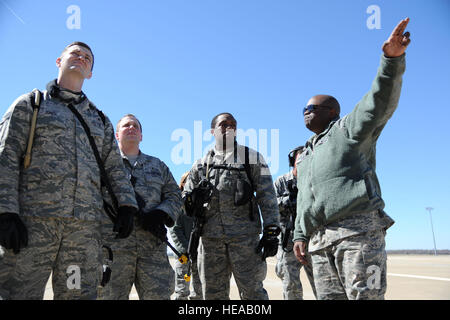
306, 116, 340, 148
121, 150, 143, 167
46, 79, 87, 105
209, 141, 245, 165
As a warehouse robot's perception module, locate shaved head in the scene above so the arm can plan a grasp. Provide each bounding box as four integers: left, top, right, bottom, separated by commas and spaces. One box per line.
307, 95, 340, 116
303, 94, 341, 134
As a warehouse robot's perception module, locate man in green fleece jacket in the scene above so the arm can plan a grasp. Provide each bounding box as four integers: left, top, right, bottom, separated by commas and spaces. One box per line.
293, 18, 411, 300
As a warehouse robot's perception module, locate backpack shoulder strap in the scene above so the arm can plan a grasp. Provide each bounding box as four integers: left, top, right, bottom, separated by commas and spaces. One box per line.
243, 146, 256, 192
198, 150, 214, 180
23, 89, 42, 169
65, 103, 118, 223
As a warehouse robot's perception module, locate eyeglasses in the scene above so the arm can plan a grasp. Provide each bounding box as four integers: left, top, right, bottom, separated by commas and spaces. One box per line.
303, 104, 332, 114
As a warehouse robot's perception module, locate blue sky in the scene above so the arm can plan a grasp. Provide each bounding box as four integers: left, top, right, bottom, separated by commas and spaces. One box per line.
1, 0, 449, 250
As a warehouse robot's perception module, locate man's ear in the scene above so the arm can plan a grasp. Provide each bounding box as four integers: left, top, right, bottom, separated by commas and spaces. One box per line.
85, 70, 93, 80
115, 131, 119, 141
329, 108, 338, 118
56, 57, 62, 68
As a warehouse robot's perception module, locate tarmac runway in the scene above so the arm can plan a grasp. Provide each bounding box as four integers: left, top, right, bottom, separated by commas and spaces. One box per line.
43, 254, 450, 300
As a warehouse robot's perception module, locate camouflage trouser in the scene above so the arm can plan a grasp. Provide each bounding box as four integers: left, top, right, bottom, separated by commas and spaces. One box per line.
275, 245, 316, 300
0, 216, 102, 300
98, 222, 175, 300
0, 245, 15, 300
310, 229, 387, 300
199, 235, 268, 300
173, 259, 202, 300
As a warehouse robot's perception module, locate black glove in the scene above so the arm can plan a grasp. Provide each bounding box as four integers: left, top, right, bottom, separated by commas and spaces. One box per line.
113, 206, 136, 239
0, 213, 28, 254
140, 209, 168, 239
184, 179, 214, 217
184, 193, 195, 217
255, 225, 281, 260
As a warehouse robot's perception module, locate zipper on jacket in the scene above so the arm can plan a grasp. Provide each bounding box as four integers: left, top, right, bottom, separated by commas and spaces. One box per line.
309, 137, 317, 199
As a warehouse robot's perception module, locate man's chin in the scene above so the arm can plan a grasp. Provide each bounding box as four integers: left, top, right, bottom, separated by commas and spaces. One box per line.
65, 66, 85, 78
304, 120, 312, 130
305, 122, 319, 134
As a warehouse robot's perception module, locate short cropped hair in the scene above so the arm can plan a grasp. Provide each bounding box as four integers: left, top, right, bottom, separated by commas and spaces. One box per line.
210, 112, 237, 129
116, 114, 143, 133
62, 41, 94, 71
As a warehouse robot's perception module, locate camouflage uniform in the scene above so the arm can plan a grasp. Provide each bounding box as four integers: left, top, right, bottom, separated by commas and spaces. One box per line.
169, 208, 202, 300
308, 210, 393, 300
274, 171, 316, 300
183, 143, 280, 300
0, 246, 14, 300
99, 152, 181, 300
0, 80, 137, 299
293, 54, 405, 299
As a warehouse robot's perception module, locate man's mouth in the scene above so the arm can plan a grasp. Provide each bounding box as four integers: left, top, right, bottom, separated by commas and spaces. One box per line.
71, 60, 85, 68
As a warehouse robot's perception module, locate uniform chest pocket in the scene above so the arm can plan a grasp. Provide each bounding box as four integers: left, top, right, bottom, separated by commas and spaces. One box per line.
88, 116, 105, 152
144, 168, 163, 183
89, 123, 104, 138
141, 168, 164, 204
220, 166, 253, 206
35, 106, 68, 133
34, 107, 71, 154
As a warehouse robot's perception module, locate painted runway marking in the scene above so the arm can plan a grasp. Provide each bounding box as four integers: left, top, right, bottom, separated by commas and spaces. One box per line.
268, 259, 450, 282
387, 273, 450, 282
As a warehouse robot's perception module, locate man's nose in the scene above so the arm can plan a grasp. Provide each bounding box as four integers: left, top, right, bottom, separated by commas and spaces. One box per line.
78, 55, 88, 62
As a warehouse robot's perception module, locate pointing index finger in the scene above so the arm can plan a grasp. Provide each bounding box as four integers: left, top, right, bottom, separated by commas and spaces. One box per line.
392, 17, 410, 36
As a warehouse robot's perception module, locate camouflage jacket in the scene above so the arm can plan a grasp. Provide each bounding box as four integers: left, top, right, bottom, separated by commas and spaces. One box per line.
294, 54, 405, 242
274, 170, 297, 230
274, 171, 297, 249
183, 143, 280, 239
122, 151, 182, 227
169, 206, 193, 254
0, 80, 137, 221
